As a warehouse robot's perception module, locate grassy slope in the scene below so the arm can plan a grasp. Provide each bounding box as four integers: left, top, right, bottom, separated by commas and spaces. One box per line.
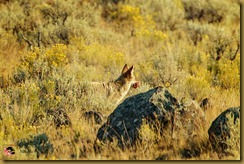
0, 0, 240, 160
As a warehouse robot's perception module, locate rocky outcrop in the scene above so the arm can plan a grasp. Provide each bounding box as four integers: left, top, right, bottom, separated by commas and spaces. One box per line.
208, 107, 240, 153
96, 86, 205, 148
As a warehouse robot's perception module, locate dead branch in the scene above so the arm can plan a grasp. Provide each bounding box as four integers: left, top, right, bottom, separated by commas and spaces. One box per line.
229, 43, 240, 61
21, 34, 33, 51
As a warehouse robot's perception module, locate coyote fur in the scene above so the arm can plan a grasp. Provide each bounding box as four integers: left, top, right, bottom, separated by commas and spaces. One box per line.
90, 64, 140, 105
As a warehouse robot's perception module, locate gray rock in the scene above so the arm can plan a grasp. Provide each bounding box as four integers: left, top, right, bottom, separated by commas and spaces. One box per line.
96, 86, 206, 149
96, 86, 180, 147
208, 107, 240, 153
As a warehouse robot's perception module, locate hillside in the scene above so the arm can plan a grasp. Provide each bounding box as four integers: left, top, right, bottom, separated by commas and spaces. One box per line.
0, 0, 240, 160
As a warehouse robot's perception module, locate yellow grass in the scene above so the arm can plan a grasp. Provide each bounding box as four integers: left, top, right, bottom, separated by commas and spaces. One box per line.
0, 0, 240, 160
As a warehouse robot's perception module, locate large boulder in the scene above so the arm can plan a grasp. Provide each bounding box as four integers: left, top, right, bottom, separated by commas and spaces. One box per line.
208, 107, 240, 153
96, 86, 205, 148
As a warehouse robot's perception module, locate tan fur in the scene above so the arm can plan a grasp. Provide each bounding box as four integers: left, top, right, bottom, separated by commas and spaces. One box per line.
90, 64, 140, 105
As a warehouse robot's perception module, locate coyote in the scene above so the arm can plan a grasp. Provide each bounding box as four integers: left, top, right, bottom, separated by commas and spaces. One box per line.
89, 64, 140, 105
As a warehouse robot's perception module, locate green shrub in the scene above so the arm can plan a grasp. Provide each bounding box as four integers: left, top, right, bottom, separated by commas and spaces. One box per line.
128, 0, 185, 31
185, 75, 211, 100
0, 0, 240, 160
182, 0, 239, 24
216, 54, 240, 90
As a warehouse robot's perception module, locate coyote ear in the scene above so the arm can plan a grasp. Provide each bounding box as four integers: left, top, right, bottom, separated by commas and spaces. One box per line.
121, 64, 129, 74
126, 65, 134, 75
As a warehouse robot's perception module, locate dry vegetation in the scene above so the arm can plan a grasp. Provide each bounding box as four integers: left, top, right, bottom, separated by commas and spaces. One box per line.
0, 0, 240, 160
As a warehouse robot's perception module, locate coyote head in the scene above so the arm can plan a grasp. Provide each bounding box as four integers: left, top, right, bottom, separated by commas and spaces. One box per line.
115, 64, 140, 90
89, 64, 140, 106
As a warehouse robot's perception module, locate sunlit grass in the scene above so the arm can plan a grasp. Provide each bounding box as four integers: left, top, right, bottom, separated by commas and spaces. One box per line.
0, 0, 240, 160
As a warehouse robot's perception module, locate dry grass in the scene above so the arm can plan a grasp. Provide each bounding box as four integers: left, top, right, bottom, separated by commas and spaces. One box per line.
0, 0, 240, 160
